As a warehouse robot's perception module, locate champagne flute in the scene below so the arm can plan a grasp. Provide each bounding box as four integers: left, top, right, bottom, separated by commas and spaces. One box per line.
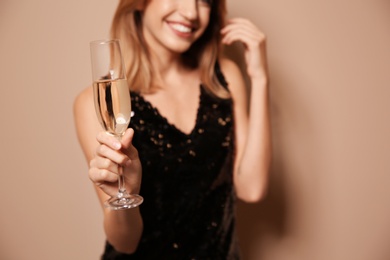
90, 39, 143, 210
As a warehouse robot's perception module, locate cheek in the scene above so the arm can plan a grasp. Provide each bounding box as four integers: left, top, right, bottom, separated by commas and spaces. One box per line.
199, 13, 211, 33
144, 0, 173, 18
199, 8, 211, 25
155, 0, 175, 14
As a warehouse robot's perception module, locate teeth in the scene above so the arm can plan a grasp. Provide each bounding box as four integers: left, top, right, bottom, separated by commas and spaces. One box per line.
171, 24, 192, 33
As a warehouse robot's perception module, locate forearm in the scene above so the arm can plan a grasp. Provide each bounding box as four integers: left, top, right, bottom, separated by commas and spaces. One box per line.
103, 207, 143, 254
235, 76, 272, 202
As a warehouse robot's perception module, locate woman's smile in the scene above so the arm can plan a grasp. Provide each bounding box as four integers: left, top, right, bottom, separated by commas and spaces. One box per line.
167, 21, 196, 37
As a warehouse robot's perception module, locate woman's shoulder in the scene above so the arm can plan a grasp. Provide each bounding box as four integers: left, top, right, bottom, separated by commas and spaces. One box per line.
218, 57, 240, 73
73, 85, 97, 132
73, 85, 102, 160
74, 85, 93, 102
218, 57, 247, 95
73, 86, 94, 114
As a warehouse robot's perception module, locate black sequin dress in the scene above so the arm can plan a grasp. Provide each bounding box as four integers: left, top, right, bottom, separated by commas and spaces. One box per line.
102, 65, 240, 260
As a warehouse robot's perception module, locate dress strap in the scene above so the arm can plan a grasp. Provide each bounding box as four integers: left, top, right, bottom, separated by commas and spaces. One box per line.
214, 61, 229, 89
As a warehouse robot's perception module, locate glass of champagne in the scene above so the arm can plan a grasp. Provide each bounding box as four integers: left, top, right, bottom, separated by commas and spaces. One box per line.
90, 39, 143, 210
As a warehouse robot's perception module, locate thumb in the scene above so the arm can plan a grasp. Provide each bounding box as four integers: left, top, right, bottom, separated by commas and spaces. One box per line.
121, 128, 135, 150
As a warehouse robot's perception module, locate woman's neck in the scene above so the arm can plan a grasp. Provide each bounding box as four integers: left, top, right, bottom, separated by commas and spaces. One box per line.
149, 50, 196, 89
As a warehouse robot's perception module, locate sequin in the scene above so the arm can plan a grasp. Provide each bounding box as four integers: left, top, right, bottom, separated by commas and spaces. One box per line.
218, 118, 226, 126
222, 142, 230, 147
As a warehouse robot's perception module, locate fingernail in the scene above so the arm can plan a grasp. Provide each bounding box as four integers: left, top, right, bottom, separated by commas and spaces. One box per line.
114, 142, 121, 149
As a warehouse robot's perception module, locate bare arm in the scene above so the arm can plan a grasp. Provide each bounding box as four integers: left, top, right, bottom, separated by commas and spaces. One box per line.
73, 86, 143, 253
221, 18, 272, 203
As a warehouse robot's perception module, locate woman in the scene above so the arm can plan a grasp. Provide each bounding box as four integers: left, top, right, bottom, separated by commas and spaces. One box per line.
74, 0, 271, 258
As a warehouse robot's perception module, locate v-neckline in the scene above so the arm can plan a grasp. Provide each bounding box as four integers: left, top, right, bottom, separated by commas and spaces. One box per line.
134, 85, 204, 137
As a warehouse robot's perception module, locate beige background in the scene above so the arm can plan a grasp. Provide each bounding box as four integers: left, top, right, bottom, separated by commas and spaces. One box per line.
0, 0, 389, 259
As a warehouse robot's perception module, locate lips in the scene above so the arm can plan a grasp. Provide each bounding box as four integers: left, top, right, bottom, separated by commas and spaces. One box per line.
170, 23, 192, 33
167, 22, 196, 36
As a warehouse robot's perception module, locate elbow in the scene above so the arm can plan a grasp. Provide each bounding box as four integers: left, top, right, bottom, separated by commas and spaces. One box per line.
236, 155, 272, 203
235, 165, 270, 203
236, 184, 268, 203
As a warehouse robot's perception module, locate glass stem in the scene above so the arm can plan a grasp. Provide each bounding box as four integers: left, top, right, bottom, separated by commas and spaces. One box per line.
115, 135, 127, 198
117, 167, 127, 198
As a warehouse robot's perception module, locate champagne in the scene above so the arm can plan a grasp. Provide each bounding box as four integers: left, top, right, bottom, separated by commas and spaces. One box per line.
90, 39, 143, 210
93, 78, 131, 136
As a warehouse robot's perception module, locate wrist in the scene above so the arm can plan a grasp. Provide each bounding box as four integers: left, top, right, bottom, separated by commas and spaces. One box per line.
250, 74, 268, 87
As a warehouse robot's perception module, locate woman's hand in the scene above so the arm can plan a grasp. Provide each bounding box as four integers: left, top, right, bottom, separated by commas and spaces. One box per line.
221, 18, 268, 80
88, 128, 142, 197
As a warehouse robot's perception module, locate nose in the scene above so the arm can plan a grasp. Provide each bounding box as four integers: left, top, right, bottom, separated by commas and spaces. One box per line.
178, 0, 198, 20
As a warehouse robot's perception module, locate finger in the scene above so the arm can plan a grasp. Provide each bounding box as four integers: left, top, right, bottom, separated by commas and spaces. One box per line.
222, 31, 262, 48
95, 144, 130, 165
94, 157, 120, 173
121, 128, 140, 161
89, 167, 119, 184
96, 131, 122, 150
222, 30, 265, 48
89, 157, 120, 176
222, 18, 260, 33
221, 21, 265, 43
221, 22, 264, 39
88, 167, 119, 197
120, 128, 135, 150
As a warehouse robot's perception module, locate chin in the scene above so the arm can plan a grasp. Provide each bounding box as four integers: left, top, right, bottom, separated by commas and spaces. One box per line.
164, 38, 194, 54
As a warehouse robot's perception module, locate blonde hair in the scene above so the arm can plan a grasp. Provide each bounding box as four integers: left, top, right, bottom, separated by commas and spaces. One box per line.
111, 0, 229, 98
